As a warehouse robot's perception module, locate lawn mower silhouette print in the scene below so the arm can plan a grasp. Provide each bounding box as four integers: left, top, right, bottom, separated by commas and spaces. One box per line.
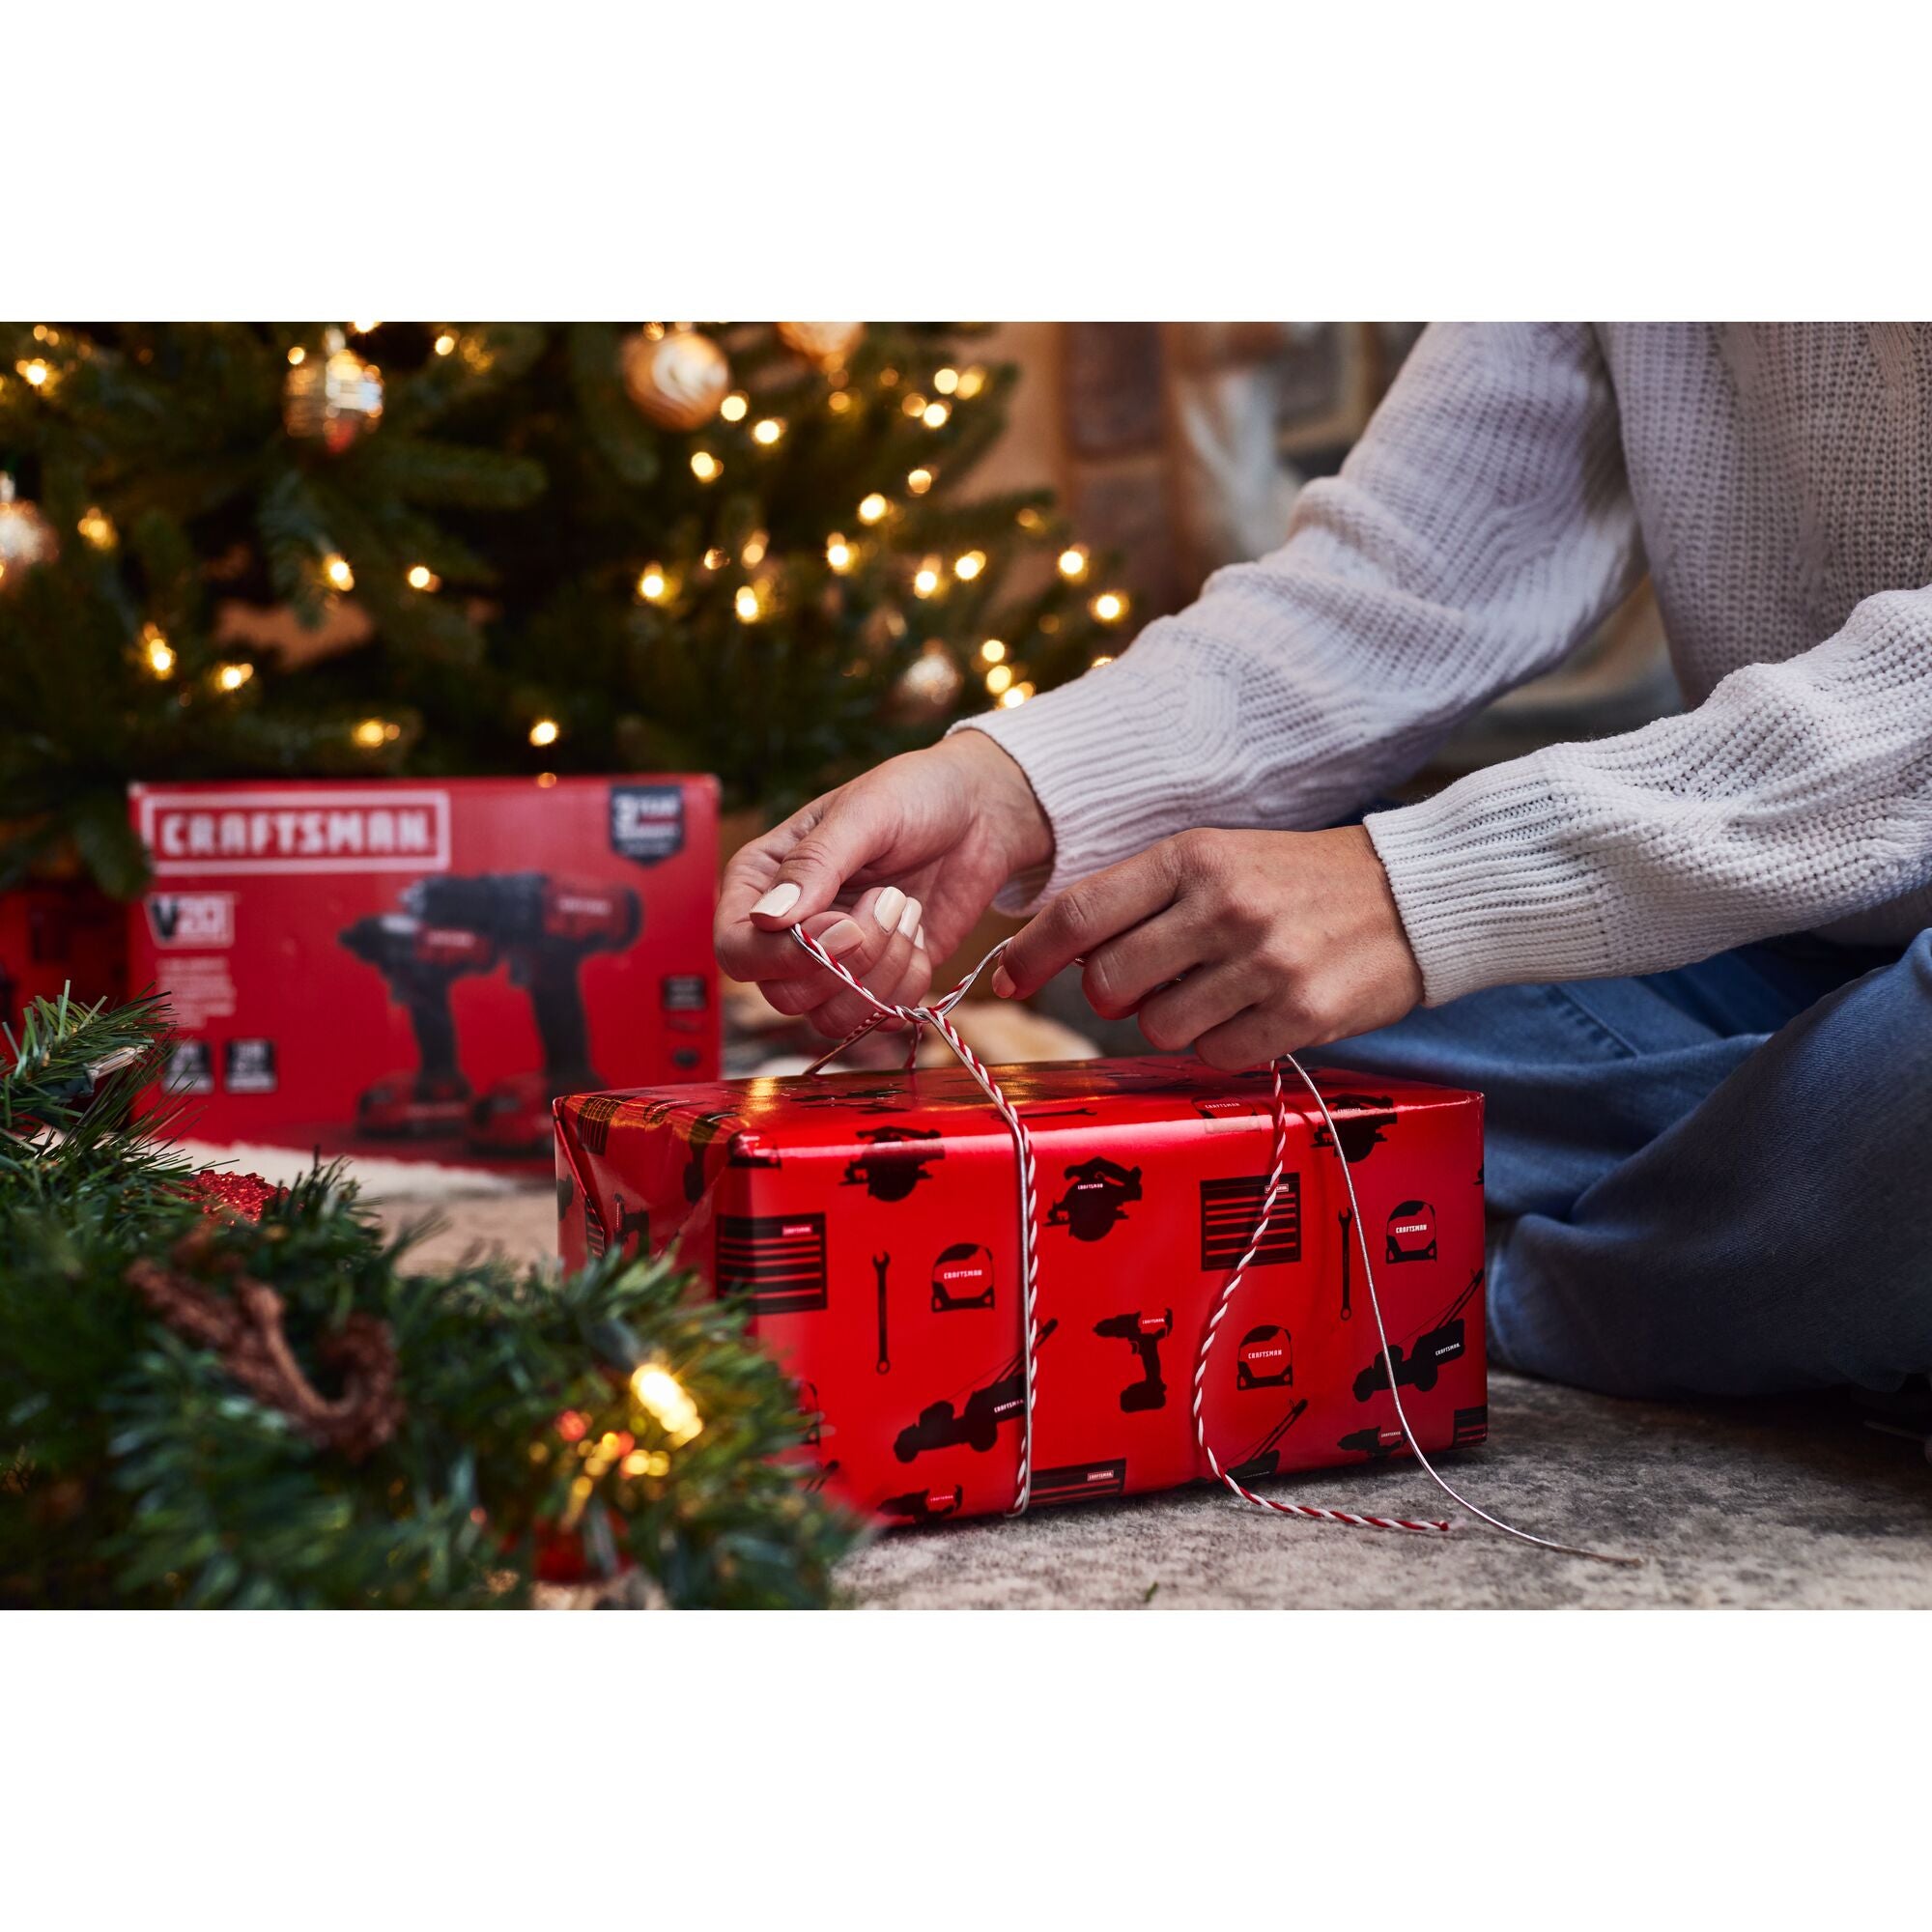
842, 1126, 944, 1202
930, 1242, 996, 1312
1338, 1424, 1407, 1461
1235, 1324, 1293, 1389
1311, 1094, 1397, 1165
1046, 1155, 1142, 1242
1228, 1399, 1309, 1482
1351, 1266, 1483, 1401
1384, 1200, 1437, 1263
893, 1319, 1061, 1461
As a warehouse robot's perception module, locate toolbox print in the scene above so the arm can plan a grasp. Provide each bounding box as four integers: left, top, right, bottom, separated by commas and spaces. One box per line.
554, 1052, 1487, 1528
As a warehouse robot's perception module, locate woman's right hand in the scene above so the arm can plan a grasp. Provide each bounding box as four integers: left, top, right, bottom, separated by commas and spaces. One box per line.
715, 728, 1053, 1037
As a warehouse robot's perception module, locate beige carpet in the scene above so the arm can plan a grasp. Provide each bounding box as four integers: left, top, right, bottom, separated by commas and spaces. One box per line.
359, 1177, 1932, 1610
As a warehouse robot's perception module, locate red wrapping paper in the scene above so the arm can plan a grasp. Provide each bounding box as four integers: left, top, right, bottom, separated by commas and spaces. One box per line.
554, 1054, 1488, 1526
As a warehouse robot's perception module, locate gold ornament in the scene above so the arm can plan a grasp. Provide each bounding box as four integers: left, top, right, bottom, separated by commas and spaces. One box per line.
620, 327, 730, 431
284, 327, 384, 452
777, 321, 866, 368
894, 639, 964, 717
0, 474, 59, 589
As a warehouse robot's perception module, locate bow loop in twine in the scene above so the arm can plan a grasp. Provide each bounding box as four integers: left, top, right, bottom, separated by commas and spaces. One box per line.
789, 923, 1636, 1567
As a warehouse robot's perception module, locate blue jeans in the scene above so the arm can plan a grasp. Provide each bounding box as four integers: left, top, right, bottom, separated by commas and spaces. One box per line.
1325, 931, 1932, 1401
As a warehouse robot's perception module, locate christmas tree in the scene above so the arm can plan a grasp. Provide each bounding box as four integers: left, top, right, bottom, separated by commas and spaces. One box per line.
0, 322, 1124, 896
0, 989, 857, 1607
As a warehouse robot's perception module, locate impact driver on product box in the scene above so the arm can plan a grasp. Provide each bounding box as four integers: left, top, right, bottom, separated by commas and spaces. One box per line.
404, 871, 641, 1151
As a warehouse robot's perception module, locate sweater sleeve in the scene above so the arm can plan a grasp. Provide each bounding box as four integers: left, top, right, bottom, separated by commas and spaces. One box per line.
1364, 585, 1932, 1002
955, 322, 1645, 915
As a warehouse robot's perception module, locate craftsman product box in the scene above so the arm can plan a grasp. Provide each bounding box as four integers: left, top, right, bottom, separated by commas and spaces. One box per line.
554, 1056, 1487, 1524
128, 777, 718, 1159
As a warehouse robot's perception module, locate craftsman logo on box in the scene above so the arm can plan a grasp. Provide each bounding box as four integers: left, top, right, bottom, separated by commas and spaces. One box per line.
138, 789, 451, 877
609, 784, 686, 866
144, 892, 236, 949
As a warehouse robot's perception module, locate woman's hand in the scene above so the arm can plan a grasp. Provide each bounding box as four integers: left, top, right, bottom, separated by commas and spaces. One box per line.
992, 825, 1424, 1068
715, 729, 1054, 1037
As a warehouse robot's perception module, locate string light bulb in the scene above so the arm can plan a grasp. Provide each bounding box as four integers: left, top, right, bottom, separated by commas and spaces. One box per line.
352, 718, 392, 748
933, 367, 959, 395
18, 359, 49, 388
825, 533, 855, 573
741, 531, 768, 566
433, 331, 457, 356
752, 416, 784, 445
734, 584, 763, 623
690, 450, 722, 482
631, 1362, 703, 1446
923, 400, 951, 429
140, 624, 175, 678
956, 366, 987, 398
286, 345, 306, 366
858, 493, 889, 525
638, 564, 668, 602
901, 392, 928, 419
720, 391, 749, 423
913, 560, 941, 598
214, 662, 254, 693
528, 718, 560, 747
702, 547, 727, 572
999, 682, 1034, 707
351, 320, 379, 335
1091, 653, 1115, 668
76, 506, 116, 550
905, 468, 933, 496
1057, 546, 1089, 581
323, 553, 355, 591
953, 550, 985, 581
406, 564, 440, 591
980, 639, 1007, 664
1090, 589, 1128, 623
985, 664, 1014, 695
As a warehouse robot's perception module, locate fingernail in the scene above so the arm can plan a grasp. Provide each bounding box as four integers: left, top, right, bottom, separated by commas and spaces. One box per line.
874, 886, 907, 931
753, 882, 800, 919
916, 923, 928, 951
896, 895, 922, 939
820, 917, 866, 957
992, 964, 1016, 999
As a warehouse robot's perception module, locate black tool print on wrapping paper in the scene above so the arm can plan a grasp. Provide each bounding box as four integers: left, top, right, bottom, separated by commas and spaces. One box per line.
1384, 1200, 1437, 1264
1338, 1424, 1407, 1461
874, 1252, 892, 1374
842, 1126, 944, 1203
1229, 1399, 1309, 1481
555, 1171, 575, 1219
1352, 1267, 1482, 1403
1235, 1324, 1293, 1390
930, 1242, 995, 1312
1029, 1460, 1128, 1508
1046, 1155, 1142, 1242
1339, 1209, 1353, 1321
716, 1212, 829, 1315
1199, 1173, 1301, 1270
892, 1319, 1061, 1462
1310, 1094, 1397, 1165
682, 1111, 743, 1202
879, 1485, 963, 1523
611, 1192, 649, 1260
1453, 1406, 1489, 1447
1094, 1309, 1173, 1413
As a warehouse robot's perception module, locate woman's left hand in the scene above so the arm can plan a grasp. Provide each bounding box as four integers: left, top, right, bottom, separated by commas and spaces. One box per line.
992, 825, 1425, 1068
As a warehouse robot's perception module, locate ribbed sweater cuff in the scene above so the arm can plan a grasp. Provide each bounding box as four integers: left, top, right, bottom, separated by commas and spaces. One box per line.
950, 665, 1214, 914
1365, 775, 1616, 1006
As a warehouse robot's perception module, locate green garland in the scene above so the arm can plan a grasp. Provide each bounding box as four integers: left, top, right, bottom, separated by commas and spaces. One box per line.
0, 993, 858, 1608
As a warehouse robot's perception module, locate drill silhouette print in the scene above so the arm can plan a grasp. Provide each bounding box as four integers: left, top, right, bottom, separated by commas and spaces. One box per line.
879, 1484, 964, 1523
1094, 1308, 1173, 1412
1046, 1155, 1142, 1241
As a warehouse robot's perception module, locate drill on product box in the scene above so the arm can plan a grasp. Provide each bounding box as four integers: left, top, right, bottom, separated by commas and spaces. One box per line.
405, 872, 641, 1151
338, 914, 497, 1136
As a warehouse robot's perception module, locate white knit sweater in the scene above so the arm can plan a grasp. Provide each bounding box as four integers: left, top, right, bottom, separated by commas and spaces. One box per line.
964, 323, 1932, 1005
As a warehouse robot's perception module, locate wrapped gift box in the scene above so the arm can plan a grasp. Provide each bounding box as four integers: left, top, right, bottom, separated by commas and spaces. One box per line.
554, 1054, 1487, 1524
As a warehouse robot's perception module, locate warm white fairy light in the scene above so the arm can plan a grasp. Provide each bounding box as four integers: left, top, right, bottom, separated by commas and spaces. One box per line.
923, 400, 951, 429
528, 718, 560, 747
933, 367, 959, 395
140, 624, 175, 677
77, 506, 116, 549
214, 662, 254, 693
720, 391, 749, 422
286, 345, 306, 366
406, 563, 440, 591
825, 533, 855, 573
691, 451, 722, 482
858, 492, 889, 525
752, 417, 784, 445
913, 560, 941, 598
434, 331, 457, 356
905, 468, 933, 496
734, 584, 762, 622
1058, 546, 1089, 580
999, 682, 1034, 707
352, 717, 398, 748
18, 359, 49, 388
956, 366, 986, 398
901, 392, 927, 418
638, 564, 668, 602
1091, 653, 1115, 668
741, 531, 768, 565
985, 664, 1014, 695
1091, 589, 1127, 623
980, 639, 1006, 664
631, 1363, 703, 1446
953, 550, 985, 581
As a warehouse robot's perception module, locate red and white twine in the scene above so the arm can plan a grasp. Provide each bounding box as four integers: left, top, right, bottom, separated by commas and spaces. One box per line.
788, 923, 1635, 1565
